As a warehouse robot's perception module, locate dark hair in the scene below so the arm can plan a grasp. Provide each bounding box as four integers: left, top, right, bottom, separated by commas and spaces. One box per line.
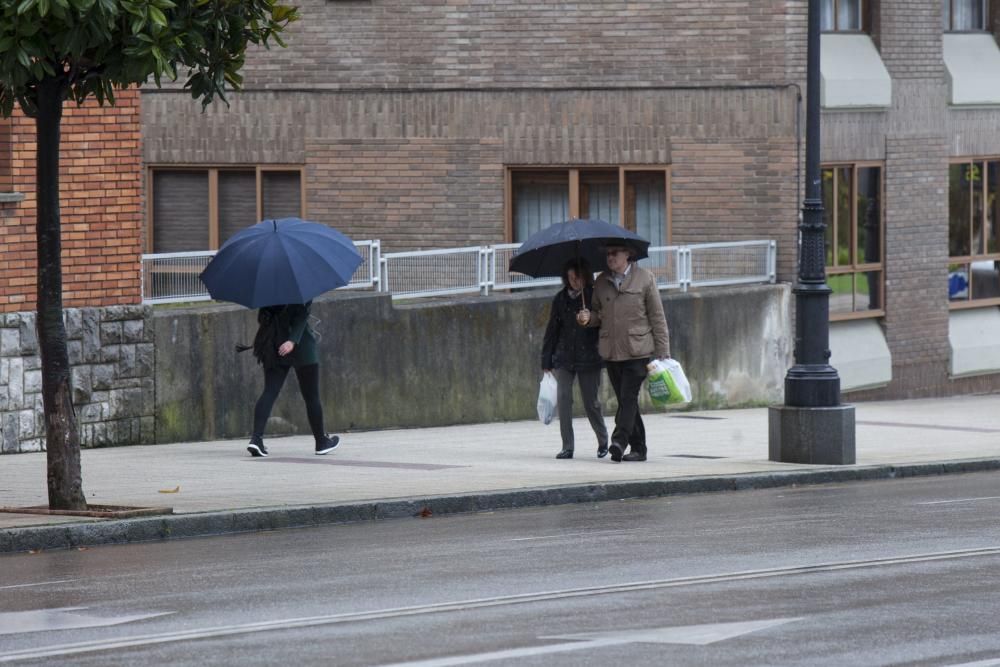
561, 257, 594, 289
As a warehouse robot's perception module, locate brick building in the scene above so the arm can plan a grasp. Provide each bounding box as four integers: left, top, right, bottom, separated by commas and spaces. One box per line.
0, 91, 153, 454
139, 0, 1000, 401
0, 90, 143, 311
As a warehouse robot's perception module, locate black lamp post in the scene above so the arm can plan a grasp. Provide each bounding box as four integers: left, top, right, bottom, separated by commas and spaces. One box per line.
768, 0, 856, 464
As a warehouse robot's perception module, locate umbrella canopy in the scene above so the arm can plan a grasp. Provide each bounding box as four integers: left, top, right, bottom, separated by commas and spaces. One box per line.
199, 217, 363, 308
508, 218, 650, 278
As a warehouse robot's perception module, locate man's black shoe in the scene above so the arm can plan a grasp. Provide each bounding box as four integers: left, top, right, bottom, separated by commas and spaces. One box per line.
316, 435, 341, 455
247, 436, 268, 458
608, 443, 623, 462
597, 445, 609, 459
622, 451, 647, 462
555, 449, 573, 459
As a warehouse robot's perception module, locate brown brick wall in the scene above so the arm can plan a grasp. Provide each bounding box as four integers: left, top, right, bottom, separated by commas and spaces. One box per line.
0, 90, 143, 312
879, 0, 945, 79
671, 138, 799, 280
233, 0, 792, 89
0, 118, 11, 193
306, 138, 504, 250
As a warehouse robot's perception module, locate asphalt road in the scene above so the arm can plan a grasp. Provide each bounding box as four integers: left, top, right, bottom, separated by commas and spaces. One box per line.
3, 472, 1000, 666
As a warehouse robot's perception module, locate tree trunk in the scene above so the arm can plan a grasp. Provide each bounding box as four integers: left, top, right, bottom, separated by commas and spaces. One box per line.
36, 77, 87, 510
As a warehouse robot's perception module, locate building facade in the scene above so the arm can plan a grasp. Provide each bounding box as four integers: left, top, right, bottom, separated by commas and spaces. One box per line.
140, 0, 1000, 401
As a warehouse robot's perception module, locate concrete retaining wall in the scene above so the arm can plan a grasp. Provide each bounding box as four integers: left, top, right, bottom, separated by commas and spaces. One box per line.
153, 285, 792, 444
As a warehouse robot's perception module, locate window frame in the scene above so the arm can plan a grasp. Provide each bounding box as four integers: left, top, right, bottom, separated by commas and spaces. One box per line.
821, 0, 870, 33
504, 165, 671, 243
943, 0, 990, 32
947, 156, 1000, 310
146, 164, 306, 253
823, 160, 886, 321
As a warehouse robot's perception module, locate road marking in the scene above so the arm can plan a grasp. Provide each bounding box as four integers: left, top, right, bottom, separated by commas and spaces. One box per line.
918, 496, 1000, 505
2, 546, 1000, 663
940, 659, 1000, 666
856, 420, 1000, 433
0, 580, 77, 591
0, 608, 174, 635
509, 529, 639, 542
377, 618, 801, 667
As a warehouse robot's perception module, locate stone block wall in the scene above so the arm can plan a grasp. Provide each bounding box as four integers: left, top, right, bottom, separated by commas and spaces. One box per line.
0, 305, 154, 454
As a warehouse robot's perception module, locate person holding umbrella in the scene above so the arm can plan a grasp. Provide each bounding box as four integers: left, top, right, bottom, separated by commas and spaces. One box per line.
243, 301, 340, 457
540, 258, 609, 460
577, 243, 669, 462
199, 217, 362, 457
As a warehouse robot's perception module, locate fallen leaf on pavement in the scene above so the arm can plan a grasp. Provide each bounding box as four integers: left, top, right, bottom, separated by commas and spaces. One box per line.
158, 486, 180, 494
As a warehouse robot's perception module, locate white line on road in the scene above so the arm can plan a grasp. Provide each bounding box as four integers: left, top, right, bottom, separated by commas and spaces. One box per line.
509, 529, 639, 541
0, 580, 77, 591
3, 546, 1000, 663
379, 618, 803, 667
917, 496, 1000, 505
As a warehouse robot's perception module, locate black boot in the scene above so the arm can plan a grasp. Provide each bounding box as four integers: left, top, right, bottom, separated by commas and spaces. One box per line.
247, 435, 268, 457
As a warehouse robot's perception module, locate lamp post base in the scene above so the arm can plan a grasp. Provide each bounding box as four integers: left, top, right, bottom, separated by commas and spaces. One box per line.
768, 404, 856, 464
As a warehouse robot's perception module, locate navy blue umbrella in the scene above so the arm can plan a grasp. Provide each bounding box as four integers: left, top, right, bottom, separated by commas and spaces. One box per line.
199, 217, 363, 308
508, 218, 650, 279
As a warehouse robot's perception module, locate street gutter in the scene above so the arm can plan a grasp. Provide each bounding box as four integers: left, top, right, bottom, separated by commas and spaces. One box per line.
3, 458, 1000, 555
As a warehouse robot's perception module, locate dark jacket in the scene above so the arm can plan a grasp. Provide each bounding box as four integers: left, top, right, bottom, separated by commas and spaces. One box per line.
541, 286, 602, 372
252, 302, 319, 369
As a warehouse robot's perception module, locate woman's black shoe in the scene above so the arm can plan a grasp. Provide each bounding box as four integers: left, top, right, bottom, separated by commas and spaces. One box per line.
247, 435, 268, 457
555, 449, 573, 459
597, 445, 609, 458
316, 435, 341, 455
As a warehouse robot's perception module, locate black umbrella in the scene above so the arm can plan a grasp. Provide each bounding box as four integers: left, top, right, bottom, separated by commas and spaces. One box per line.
508, 218, 650, 281
199, 217, 363, 308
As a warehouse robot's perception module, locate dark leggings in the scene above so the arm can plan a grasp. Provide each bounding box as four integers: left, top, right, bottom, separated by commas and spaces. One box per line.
253, 363, 325, 441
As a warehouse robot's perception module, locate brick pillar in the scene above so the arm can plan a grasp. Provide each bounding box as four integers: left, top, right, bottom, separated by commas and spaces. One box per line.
883, 134, 950, 395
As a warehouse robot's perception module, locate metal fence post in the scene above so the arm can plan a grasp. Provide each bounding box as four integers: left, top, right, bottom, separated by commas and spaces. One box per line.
371, 240, 382, 289
379, 257, 388, 293
480, 247, 491, 296
769, 240, 777, 283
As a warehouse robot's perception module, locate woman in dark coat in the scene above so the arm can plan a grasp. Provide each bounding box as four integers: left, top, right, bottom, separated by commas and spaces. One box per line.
540, 258, 609, 459
245, 301, 340, 457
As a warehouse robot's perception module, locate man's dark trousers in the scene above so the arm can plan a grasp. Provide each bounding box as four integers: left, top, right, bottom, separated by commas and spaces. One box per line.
605, 357, 649, 455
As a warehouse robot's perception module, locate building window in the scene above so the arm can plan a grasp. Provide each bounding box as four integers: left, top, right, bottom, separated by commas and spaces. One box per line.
148, 166, 303, 253
823, 164, 884, 319
507, 167, 669, 245
948, 159, 1000, 306
943, 0, 988, 31
821, 0, 866, 31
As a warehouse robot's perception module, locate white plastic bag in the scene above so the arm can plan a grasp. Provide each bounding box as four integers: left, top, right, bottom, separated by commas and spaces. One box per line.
646, 358, 692, 406
536, 372, 558, 425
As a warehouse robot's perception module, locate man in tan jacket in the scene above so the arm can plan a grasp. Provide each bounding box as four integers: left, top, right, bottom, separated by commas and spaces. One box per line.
577, 243, 670, 462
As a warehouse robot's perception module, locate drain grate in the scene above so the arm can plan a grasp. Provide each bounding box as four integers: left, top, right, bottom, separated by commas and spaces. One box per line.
669, 415, 725, 420
668, 454, 727, 459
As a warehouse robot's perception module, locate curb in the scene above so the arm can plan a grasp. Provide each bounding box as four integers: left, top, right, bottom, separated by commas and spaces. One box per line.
3, 457, 1000, 555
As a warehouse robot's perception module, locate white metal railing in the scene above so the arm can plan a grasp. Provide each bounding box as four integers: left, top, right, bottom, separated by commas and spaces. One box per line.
384, 240, 772, 300
142, 239, 775, 304
141, 240, 381, 304
141, 251, 216, 305
490, 243, 562, 292
379, 246, 489, 299
687, 240, 776, 289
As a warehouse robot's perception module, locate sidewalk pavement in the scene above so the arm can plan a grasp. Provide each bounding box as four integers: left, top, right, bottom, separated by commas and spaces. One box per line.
2, 395, 1000, 553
